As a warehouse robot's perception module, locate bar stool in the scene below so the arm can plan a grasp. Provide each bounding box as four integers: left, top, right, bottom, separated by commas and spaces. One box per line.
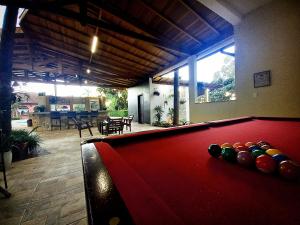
90, 111, 98, 126
50, 111, 61, 130
67, 111, 77, 129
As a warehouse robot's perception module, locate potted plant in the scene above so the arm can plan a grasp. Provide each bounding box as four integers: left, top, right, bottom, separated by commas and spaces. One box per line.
153, 89, 160, 96
0, 134, 13, 170
153, 105, 164, 125
6, 127, 41, 162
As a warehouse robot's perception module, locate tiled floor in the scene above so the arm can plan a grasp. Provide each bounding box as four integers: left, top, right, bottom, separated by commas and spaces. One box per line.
0, 122, 159, 225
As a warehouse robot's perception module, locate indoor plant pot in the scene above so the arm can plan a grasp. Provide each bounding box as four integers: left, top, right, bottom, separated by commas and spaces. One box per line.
1, 150, 12, 170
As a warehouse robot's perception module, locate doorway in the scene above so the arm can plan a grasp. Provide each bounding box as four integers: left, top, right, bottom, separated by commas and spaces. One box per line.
137, 94, 144, 124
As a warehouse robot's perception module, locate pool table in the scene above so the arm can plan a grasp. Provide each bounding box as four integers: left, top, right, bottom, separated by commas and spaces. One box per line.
81, 117, 300, 225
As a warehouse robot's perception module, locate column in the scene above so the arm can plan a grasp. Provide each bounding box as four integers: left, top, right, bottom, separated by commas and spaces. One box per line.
0, 6, 19, 136
173, 69, 179, 125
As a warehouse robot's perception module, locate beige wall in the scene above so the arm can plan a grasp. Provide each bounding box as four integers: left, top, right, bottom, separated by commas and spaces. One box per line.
190, 0, 300, 122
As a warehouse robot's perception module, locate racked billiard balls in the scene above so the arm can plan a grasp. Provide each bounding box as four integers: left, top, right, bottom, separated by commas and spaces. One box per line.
208, 144, 222, 158
255, 155, 277, 174
221, 147, 237, 163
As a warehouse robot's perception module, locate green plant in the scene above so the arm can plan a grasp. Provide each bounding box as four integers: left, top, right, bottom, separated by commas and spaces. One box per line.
10, 127, 41, 152
153, 105, 164, 123
167, 108, 174, 122
108, 110, 128, 117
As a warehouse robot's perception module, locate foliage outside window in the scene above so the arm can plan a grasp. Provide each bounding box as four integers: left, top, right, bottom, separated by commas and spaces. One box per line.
97, 87, 128, 117
196, 45, 236, 103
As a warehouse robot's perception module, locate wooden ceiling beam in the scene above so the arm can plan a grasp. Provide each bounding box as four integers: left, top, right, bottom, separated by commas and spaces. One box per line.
27, 11, 174, 65
5, 2, 192, 55
22, 24, 156, 74
138, 0, 203, 45
89, 0, 188, 57
13, 36, 143, 80
177, 0, 220, 35
0, 0, 81, 8
22, 26, 150, 75
34, 44, 142, 79
23, 20, 159, 70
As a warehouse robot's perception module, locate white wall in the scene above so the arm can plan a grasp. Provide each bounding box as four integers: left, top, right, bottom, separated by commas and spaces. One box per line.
189, 0, 300, 122
150, 80, 190, 124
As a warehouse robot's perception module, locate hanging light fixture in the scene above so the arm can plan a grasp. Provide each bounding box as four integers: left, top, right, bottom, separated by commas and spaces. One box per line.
84, 80, 88, 84
86, 68, 91, 74
91, 36, 98, 53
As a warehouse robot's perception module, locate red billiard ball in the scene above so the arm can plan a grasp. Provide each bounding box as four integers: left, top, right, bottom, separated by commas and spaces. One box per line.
255, 155, 277, 174
279, 160, 300, 180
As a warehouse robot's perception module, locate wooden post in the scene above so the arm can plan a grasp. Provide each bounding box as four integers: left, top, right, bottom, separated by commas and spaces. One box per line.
173, 69, 179, 126
0, 6, 19, 138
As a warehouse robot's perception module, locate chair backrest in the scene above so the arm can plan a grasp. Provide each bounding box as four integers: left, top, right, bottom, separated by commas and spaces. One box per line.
79, 111, 89, 118
50, 111, 60, 119
108, 118, 123, 130
67, 111, 76, 118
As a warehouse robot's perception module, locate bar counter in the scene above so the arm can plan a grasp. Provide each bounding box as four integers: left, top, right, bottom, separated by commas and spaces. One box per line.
29, 111, 108, 131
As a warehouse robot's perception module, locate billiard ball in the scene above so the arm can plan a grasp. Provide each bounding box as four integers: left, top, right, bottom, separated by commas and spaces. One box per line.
233, 142, 242, 148
257, 141, 270, 147
255, 155, 277, 174
266, 149, 282, 156
252, 149, 265, 158
272, 154, 289, 164
234, 145, 248, 153
245, 142, 255, 147
221, 143, 233, 149
221, 147, 237, 163
237, 151, 254, 167
261, 144, 272, 150
208, 144, 222, 158
248, 145, 262, 152
279, 160, 300, 180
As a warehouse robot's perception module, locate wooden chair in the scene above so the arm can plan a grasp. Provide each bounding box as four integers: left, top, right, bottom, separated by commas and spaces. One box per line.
102, 117, 124, 136
72, 118, 93, 138
123, 115, 134, 132
50, 111, 61, 130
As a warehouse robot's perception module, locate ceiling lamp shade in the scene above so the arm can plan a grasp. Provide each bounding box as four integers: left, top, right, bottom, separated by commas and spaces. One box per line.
91, 36, 98, 53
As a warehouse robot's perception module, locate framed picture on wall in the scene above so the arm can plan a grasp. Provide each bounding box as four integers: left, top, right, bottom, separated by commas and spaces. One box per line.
253, 70, 271, 88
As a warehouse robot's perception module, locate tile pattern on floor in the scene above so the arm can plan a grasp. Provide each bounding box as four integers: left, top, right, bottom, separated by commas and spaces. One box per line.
0, 122, 159, 225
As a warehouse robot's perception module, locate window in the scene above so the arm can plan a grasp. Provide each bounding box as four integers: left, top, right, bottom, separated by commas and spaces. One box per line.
196, 45, 236, 103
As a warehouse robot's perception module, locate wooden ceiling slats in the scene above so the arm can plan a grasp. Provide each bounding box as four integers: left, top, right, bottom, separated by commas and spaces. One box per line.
178, 0, 220, 35
24, 18, 161, 70
5, 0, 233, 87
23, 27, 150, 76
137, 0, 203, 45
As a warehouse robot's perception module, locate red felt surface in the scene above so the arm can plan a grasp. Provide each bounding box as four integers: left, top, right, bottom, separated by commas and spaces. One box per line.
95, 142, 184, 225
96, 119, 300, 225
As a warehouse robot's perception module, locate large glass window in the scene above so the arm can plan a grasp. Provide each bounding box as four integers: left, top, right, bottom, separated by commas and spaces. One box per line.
196, 45, 236, 103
